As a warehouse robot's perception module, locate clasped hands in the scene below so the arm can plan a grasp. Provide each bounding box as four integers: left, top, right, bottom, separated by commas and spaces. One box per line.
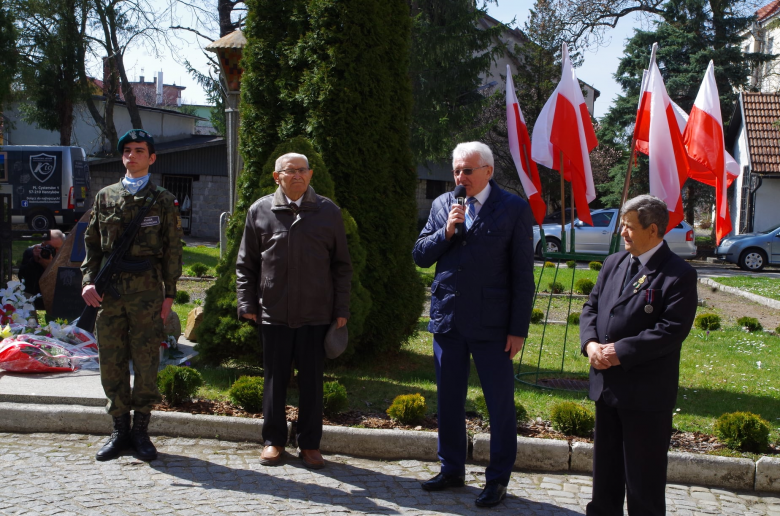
586, 342, 620, 370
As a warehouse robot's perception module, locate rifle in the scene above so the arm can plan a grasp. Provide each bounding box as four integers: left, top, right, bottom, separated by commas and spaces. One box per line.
77, 189, 163, 332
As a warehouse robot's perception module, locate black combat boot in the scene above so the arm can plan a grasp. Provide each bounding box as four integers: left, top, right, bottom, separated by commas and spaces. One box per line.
130, 412, 158, 461
95, 413, 131, 461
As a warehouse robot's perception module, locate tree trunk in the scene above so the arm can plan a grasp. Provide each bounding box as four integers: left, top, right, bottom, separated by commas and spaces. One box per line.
106, 3, 143, 129
685, 182, 695, 225
218, 0, 238, 37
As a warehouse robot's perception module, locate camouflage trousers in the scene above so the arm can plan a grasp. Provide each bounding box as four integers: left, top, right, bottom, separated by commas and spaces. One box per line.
96, 288, 164, 416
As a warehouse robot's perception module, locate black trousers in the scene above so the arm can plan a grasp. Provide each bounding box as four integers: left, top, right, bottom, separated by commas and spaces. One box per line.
587, 399, 673, 516
261, 323, 328, 450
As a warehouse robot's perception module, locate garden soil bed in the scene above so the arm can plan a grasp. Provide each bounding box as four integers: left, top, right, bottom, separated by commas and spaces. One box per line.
152, 399, 779, 456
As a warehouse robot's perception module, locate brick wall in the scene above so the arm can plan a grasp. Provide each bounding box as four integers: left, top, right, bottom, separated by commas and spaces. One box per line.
190, 175, 229, 239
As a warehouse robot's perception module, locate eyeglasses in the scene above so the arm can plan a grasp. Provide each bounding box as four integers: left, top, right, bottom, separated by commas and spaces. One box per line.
452, 165, 489, 176
277, 168, 309, 175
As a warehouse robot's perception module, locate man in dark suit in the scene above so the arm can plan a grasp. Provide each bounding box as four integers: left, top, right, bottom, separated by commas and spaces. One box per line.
413, 142, 535, 508
580, 194, 698, 516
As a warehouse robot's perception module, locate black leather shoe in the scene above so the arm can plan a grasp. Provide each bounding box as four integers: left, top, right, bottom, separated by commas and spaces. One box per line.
96, 413, 132, 461
130, 412, 158, 461
421, 472, 466, 491
475, 480, 507, 508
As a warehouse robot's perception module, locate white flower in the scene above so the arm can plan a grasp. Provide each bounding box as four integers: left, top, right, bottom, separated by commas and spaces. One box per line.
757, 361, 762, 369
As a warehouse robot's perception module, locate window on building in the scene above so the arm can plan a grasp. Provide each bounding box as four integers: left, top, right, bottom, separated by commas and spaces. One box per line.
425, 180, 448, 199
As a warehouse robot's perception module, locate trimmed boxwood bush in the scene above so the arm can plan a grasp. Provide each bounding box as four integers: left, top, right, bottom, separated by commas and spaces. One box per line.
566, 260, 576, 269
387, 393, 427, 424
574, 278, 594, 295
544, 261, 556, 268
323, 381, 349, 417
157, 365, 203, 405
548, 281, 565, 294
228, 376, 264, 413
196, 138, 373, 364
567, 312, 581, 325
694, 313, 721, 331
588, 261, 602, 271
550, 401, 595, 437
474, 394, 528, 425
715, 412, 770, 452
776, 325, 780, 334
530, 308, 544, 324
174, 290, 191, 304
737, 317, 763, 332
189, 263, 209, 277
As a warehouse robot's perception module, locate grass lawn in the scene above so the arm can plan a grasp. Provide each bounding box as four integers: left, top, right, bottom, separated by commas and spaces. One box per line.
710, 276, 780, 303
182, 245, 220, 276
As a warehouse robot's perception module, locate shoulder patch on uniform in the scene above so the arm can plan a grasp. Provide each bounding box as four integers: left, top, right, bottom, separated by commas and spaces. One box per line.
141, 216, 160, 227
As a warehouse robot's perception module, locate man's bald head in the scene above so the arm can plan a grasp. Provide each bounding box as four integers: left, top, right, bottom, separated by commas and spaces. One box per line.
46, 230, 65, 250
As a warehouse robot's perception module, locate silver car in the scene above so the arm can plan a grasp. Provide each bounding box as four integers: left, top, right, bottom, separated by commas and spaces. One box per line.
714, 222, 780, 271
533, 209, 697, 259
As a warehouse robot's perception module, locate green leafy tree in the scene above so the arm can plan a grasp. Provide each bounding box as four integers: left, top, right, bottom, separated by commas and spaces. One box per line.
198, 0, 423, 363
599, 0, 769, 216
408, 0, 503, 164
0, 0, 18, 112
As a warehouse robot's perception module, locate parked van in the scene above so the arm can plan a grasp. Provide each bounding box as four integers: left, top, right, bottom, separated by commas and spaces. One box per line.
0, 146, 91, 230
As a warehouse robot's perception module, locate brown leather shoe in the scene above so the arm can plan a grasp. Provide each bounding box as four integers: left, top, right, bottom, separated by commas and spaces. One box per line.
299, 449, 325, 470
260, 445, 284, 466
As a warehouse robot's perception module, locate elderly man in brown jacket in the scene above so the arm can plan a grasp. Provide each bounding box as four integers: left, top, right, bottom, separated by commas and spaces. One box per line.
237, 152, 352, 470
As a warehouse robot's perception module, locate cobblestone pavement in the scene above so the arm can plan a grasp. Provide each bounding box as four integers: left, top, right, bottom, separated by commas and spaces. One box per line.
1, 433, 779, 515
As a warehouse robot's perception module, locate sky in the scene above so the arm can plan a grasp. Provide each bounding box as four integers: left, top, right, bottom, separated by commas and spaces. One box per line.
115, 1, 644, 119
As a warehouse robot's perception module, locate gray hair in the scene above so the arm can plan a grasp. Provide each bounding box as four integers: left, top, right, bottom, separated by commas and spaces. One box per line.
620, 195, 669, 235
275, 152, 309, 171
47, 229, 65, 245
452, 142, 494, 169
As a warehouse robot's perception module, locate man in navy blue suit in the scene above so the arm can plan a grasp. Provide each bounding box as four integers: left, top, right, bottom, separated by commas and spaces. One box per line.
413, 142, 535, 508
580, 195, 698, 516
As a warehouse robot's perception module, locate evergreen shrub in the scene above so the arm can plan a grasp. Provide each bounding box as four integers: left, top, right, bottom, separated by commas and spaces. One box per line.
189, 263, 209, 277
530, 308, 544, 324
737, 317, 762, 332
474, 394, 527, 425
196, 138, 372, 364
715, 412, 770, 452
544, 261, 556, 268
550, 401, 594, 437
694, 313, 721, 331
157, 366, 203, 405
548, 281, 565, 294
567, 312, 581, 325
574, 278, 594, 295
588, 261, 602, 271
566, 260, 576, 269
776, 325, 780, 334
175, 290, 190, 304
323, 381, 349, 417
228, 376, 264, 413
386, 393, 427, 424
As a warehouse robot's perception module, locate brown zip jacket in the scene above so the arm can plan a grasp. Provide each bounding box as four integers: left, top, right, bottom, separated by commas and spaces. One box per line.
236, 186, 352, 327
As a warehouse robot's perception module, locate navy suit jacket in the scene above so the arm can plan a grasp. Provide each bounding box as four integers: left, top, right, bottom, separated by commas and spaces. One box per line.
412, 180, 535, 342
579, 242, 698, 411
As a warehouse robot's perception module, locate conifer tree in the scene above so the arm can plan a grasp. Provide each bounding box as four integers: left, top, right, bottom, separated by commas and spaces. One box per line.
0, 1, 17, 112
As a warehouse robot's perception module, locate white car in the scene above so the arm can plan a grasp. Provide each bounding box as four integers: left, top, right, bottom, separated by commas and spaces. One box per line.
532, 209, 697, 259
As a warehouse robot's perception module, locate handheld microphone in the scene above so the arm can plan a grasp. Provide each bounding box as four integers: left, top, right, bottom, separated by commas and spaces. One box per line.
453, 185, 467, 237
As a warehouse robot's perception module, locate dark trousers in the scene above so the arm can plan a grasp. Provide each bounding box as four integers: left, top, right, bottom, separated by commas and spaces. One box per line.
261, 324, 328, 450
587, 399, 673, 516
433, 329, 517, 485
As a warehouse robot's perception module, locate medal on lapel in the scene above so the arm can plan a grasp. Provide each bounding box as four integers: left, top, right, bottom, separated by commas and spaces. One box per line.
644, 289, 654, 313
632, 275, 647, 294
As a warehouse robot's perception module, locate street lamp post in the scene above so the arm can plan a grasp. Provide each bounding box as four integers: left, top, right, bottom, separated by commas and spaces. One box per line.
206, 30, 247, 217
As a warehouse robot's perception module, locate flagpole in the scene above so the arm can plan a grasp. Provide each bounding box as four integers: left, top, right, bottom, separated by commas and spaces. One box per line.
560, 150, 566, 254
570, 180, 575, 253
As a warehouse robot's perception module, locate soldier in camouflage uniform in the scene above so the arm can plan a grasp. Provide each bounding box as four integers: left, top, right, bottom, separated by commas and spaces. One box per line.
81, 129, 183, 462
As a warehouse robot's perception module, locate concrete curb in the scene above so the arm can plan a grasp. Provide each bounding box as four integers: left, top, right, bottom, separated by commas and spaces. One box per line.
1, 402, 778, 493
699, 277, 780, 310
321, 426, 440, 461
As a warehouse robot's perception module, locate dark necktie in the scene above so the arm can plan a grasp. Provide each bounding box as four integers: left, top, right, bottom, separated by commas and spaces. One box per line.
465, 197, 477, 230
289, 203, 299, 215
623, 257, 640, 291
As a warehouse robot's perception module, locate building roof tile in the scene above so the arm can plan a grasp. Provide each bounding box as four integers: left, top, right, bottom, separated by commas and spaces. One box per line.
743, 92, 780, 173
758, 0, 780, 22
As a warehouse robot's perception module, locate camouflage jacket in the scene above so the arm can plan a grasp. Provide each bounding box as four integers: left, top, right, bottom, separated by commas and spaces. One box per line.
81, 179, 183, 297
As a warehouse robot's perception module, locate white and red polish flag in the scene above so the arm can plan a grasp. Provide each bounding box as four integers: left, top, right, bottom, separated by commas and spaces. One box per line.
531, 43, 598, 226
683, 60, 739, 244
506, 64, 546, 225
632, 50, 688, 233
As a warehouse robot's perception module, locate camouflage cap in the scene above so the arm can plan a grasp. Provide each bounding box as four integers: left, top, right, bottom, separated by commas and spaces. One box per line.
117, 129, 155, 153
